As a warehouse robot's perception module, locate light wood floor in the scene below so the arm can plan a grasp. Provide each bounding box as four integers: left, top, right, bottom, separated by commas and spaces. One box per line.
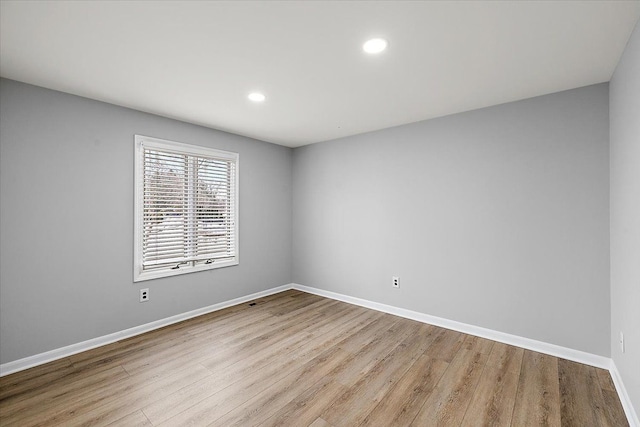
0, 290, 628, 426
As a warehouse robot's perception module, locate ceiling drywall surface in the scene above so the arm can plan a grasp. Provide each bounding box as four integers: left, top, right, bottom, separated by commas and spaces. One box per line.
1, 1, 639, 147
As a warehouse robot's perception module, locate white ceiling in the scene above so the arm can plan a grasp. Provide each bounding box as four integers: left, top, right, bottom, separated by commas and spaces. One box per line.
1, 1, 639, 148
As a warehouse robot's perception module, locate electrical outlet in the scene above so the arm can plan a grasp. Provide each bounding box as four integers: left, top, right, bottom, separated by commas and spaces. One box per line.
620, 332, 625, 353
392, 276, 400, 288
140, 288, 149, 303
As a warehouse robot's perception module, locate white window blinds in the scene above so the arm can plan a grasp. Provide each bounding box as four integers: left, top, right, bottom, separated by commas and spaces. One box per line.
134, 135, 238, 281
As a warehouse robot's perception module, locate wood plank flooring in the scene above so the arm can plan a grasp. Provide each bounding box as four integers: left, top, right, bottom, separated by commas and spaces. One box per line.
0, 290, 628, 426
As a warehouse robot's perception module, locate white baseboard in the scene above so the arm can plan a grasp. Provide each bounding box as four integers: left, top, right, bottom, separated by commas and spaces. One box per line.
292, 283, 611, 369
0, 284, 292, 377
610, 359, 640, 427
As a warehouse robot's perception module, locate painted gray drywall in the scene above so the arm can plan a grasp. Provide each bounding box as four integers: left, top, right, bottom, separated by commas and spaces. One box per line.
293, 84, 610, 356
0, 77, 614, 367
610, 18, 640, 414
0, 78, 293, 364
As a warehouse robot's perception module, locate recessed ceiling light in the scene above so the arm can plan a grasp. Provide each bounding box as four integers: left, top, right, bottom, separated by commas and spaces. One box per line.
248, 92, 266, 102
363, 38, 388, 54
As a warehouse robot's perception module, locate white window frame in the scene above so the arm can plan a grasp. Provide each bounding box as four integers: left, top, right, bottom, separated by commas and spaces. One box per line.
134, 135, 239, 282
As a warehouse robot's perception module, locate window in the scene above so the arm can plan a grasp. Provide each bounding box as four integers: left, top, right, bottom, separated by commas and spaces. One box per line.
134, 135, 238, 281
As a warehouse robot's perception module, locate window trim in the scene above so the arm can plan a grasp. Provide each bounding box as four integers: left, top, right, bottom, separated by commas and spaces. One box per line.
134, 135, 239, 282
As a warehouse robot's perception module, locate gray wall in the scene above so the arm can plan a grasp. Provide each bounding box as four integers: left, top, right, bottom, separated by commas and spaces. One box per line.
293, 84, 610, 356
610, 19, 640, 413
0, 78, 293, 364
0, 77, 615, 365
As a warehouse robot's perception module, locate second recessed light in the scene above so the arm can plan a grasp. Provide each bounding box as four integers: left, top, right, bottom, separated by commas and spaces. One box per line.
363, 38, 388, 54
248, 92, 266, 102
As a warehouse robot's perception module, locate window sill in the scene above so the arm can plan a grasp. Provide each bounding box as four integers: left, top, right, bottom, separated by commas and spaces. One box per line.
133, 259, 239, 282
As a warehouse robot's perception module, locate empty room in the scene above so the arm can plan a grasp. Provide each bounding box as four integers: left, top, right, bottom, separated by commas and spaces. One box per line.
0, 1, 639, 426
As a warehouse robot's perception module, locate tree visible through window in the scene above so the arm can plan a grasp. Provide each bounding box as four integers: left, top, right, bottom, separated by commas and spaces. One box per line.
134, 135, 238, 281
